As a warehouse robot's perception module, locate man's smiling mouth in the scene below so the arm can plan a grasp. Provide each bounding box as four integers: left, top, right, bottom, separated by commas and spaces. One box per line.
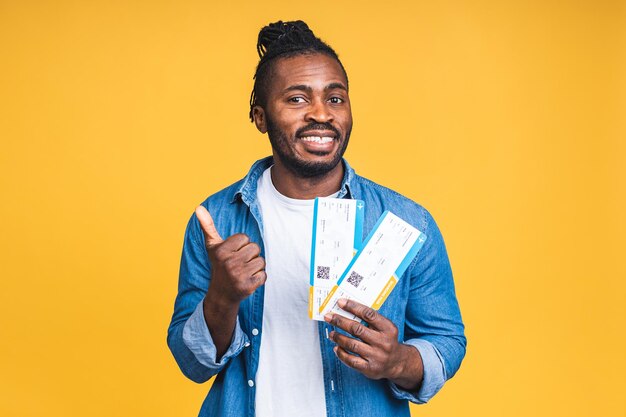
300, 136, 334, 144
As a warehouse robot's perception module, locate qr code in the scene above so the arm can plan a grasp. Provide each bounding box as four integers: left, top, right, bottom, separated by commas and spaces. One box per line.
346, 271, 364, 288
317, 266, 331, 280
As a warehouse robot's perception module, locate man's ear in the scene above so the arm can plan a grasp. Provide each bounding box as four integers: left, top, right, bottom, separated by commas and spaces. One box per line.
252, 106, 267, 134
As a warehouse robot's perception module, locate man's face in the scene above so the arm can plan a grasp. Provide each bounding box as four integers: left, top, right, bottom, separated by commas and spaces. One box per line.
255, 53, 353, 178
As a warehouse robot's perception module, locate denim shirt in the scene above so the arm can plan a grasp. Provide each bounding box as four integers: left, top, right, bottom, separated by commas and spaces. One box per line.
167, 157, 466, 417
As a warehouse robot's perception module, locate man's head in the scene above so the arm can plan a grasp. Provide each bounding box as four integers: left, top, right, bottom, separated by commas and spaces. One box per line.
250, 21, 352, 178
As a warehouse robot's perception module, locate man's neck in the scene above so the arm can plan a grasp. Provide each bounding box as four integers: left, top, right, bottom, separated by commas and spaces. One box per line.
270, 159, 344, 200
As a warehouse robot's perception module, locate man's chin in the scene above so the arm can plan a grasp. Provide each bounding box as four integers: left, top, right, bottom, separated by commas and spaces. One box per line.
278, 155, 343, 178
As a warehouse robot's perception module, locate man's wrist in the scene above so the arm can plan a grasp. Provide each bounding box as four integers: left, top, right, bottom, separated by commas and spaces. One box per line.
388, 343, 424, 391
204, 288, 240, 317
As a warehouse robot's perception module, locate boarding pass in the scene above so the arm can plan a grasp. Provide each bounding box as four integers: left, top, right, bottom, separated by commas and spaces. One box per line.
309, 197, 364, 321
319, 211, 427, 320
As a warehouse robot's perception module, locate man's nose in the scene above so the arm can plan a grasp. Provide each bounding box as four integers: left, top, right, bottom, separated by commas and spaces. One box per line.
305, 98, 333, 123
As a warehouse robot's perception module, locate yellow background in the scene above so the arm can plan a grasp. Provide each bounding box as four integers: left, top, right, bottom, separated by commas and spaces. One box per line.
1, 1, 624, 416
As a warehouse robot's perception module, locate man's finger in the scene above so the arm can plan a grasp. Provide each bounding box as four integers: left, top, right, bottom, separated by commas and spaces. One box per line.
334, 346, 369, 371
251, 270, 267, 286
195, 205, 223, 246
330, 330, 374, 358
337, 298, 389, 331
239, 242, 262, 262
324, 312, 377, 344
245, 257, 266, 276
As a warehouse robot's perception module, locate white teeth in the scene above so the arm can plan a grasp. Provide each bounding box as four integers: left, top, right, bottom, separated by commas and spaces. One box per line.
301, 136, 334, 144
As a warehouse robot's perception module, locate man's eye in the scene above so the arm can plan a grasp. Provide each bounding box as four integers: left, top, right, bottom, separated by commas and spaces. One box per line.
329, 97, 344, 104
288, 97, 306, 103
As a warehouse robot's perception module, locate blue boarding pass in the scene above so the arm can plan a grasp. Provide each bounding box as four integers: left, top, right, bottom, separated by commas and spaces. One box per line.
309, 197, 364, 321
319, 211, 427, 320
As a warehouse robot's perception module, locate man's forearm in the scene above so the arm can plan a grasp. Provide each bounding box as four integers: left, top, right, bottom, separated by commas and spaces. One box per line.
203, 289, 240, 360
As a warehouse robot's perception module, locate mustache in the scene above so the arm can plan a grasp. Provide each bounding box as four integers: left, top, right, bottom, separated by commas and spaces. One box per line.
295, 122, 340, 138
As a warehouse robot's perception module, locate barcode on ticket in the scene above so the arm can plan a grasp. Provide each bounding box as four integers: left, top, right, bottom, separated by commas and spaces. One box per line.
316, 266, 331, 280
346, 271, 364, 288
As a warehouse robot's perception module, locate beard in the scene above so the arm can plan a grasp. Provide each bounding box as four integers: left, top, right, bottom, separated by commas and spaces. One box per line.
265, 116, 351, 179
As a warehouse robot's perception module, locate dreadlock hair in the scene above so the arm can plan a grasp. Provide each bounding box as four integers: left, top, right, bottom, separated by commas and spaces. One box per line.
249, 20, 348, 122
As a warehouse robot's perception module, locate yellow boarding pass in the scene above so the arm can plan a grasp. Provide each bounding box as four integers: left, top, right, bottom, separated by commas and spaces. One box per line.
319, 211, 427, 320
309, 197, 364, 321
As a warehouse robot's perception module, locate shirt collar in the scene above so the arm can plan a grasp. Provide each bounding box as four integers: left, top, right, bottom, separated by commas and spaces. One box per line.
232, 156, 356, 204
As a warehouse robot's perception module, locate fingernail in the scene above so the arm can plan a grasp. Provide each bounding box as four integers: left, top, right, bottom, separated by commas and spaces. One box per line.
333, 346, 338, 354
338, 299, 347, 308
324, 313, 333, 322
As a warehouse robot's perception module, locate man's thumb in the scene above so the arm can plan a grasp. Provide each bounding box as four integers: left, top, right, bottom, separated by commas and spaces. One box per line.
195, 205, 223, 246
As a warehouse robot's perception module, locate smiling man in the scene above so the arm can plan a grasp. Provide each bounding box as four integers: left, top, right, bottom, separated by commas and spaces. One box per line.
167, 20, 466, 417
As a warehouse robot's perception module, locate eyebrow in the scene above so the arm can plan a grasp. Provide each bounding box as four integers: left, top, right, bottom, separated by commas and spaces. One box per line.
325, 82, 347, 91
283, 82, 348, 94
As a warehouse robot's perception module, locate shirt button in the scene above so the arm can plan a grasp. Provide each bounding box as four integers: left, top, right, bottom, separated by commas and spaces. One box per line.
248, 379, 255, 387
251, 328, 259, 336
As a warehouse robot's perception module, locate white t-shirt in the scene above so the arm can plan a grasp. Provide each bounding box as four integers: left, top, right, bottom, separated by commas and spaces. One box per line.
254, 167, 328, 417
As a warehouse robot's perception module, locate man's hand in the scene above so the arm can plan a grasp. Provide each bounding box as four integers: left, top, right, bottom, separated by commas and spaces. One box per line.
195, 205, 266, 358
195, 205, 267, 304
325, 298, 424, 391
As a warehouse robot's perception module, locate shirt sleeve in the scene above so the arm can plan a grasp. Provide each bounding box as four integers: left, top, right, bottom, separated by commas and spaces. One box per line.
182, 297, 249, 369
167, 208, 248, 383
389, 206, 467, 403
387, 339, 447, 404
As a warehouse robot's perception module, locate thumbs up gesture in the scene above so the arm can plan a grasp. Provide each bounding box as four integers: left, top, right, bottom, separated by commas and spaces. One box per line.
195, 206, 267, 304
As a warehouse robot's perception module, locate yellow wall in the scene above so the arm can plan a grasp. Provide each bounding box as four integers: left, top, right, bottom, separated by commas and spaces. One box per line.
1, 1, 624, 416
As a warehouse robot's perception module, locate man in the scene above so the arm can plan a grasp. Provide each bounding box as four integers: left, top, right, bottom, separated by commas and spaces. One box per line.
168, 20, 466, 417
